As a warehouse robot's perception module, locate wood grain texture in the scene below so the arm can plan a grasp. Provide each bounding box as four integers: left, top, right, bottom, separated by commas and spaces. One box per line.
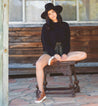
9, 26, 98, 65
0, 0, 9, 105
9, 26, 98, 74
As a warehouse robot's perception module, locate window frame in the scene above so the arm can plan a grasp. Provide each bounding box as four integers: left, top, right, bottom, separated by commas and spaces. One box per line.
9, 0, 98, 26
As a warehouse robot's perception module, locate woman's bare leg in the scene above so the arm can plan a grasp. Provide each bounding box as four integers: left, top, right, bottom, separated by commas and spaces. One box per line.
61, 51, 87, 61
36, 54, 51, 92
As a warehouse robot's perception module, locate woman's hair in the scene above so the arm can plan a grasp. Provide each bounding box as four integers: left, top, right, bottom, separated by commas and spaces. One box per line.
45, 10, 62, 31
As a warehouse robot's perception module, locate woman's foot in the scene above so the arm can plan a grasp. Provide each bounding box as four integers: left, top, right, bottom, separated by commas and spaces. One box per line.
48, 56, 58, 65
35, 89, 46, 103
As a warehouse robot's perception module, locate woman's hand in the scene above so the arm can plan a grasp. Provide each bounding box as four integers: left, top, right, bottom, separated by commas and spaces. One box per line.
61, 54, 67, 61
54, 54, 68, 61
54, 54, 62, 61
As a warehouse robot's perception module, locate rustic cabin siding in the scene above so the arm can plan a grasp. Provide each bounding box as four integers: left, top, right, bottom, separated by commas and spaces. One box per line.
9, 26, 98, 74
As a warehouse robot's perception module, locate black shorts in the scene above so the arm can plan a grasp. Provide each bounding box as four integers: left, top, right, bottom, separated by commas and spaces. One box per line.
43, 51, 63, 56
43, 51, 52, 56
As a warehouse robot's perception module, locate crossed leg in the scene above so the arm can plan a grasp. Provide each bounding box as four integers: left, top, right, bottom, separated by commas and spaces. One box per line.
66, 51, 87, 61
54, 51, 87, 62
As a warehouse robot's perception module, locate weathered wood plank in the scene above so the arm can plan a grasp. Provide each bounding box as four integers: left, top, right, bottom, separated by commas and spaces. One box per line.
9, 57, 39, 64
9, 54, 42, 57
9, 31, 41, 37
0, 0, 3, 103
9, 27, 41, 31
0, 0, 8, 106
75, 67, 98, 74
9, 47, 43, 50
9, 36, 41, 43
9, 42, 42, 48
71, 35, 98, 40
9, 50, 43, 55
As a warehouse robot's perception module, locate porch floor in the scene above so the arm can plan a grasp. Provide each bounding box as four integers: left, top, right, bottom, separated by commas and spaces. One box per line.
9, 74, 98, 106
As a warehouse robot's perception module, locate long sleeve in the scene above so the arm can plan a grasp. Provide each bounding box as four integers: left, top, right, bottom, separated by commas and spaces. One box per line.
41, 24, 56, 56
62, 22, 70, 54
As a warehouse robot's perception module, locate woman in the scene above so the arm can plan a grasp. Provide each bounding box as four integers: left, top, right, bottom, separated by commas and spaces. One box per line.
35, 3, 87, 103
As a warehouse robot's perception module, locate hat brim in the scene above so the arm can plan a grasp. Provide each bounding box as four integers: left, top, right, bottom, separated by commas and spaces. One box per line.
41, 5, 63, 19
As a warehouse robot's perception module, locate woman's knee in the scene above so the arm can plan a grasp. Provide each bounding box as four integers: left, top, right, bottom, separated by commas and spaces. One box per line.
81, 52, 87, 58
36, 60, 42, 69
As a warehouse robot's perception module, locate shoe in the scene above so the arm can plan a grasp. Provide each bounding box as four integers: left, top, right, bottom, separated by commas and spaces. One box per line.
35, 89, 46, 103
48, 56, 58, 65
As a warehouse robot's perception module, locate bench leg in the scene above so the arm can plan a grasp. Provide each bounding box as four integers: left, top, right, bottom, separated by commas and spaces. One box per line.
71, 65, 80, 93
69, 75, 75, 97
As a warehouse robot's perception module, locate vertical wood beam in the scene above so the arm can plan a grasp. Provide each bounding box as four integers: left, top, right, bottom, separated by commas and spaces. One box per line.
0, 0, 9, 106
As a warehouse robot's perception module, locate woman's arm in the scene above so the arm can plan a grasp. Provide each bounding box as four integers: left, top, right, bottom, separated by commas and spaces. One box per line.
41, 24, 56, 56
62, 22, 70, 54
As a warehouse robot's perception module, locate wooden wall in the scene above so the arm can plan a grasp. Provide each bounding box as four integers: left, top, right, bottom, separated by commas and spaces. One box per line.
9, 26, 98, 74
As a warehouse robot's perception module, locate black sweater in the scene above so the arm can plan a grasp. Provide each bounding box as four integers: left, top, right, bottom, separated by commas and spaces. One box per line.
41, 21, 70, 56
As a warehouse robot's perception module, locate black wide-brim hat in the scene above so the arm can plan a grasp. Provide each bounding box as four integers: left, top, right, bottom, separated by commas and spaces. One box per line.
41, 3, 63, 19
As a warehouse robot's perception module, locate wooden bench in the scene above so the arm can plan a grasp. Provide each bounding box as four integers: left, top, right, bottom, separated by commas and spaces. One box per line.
36, 61, 80, 96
